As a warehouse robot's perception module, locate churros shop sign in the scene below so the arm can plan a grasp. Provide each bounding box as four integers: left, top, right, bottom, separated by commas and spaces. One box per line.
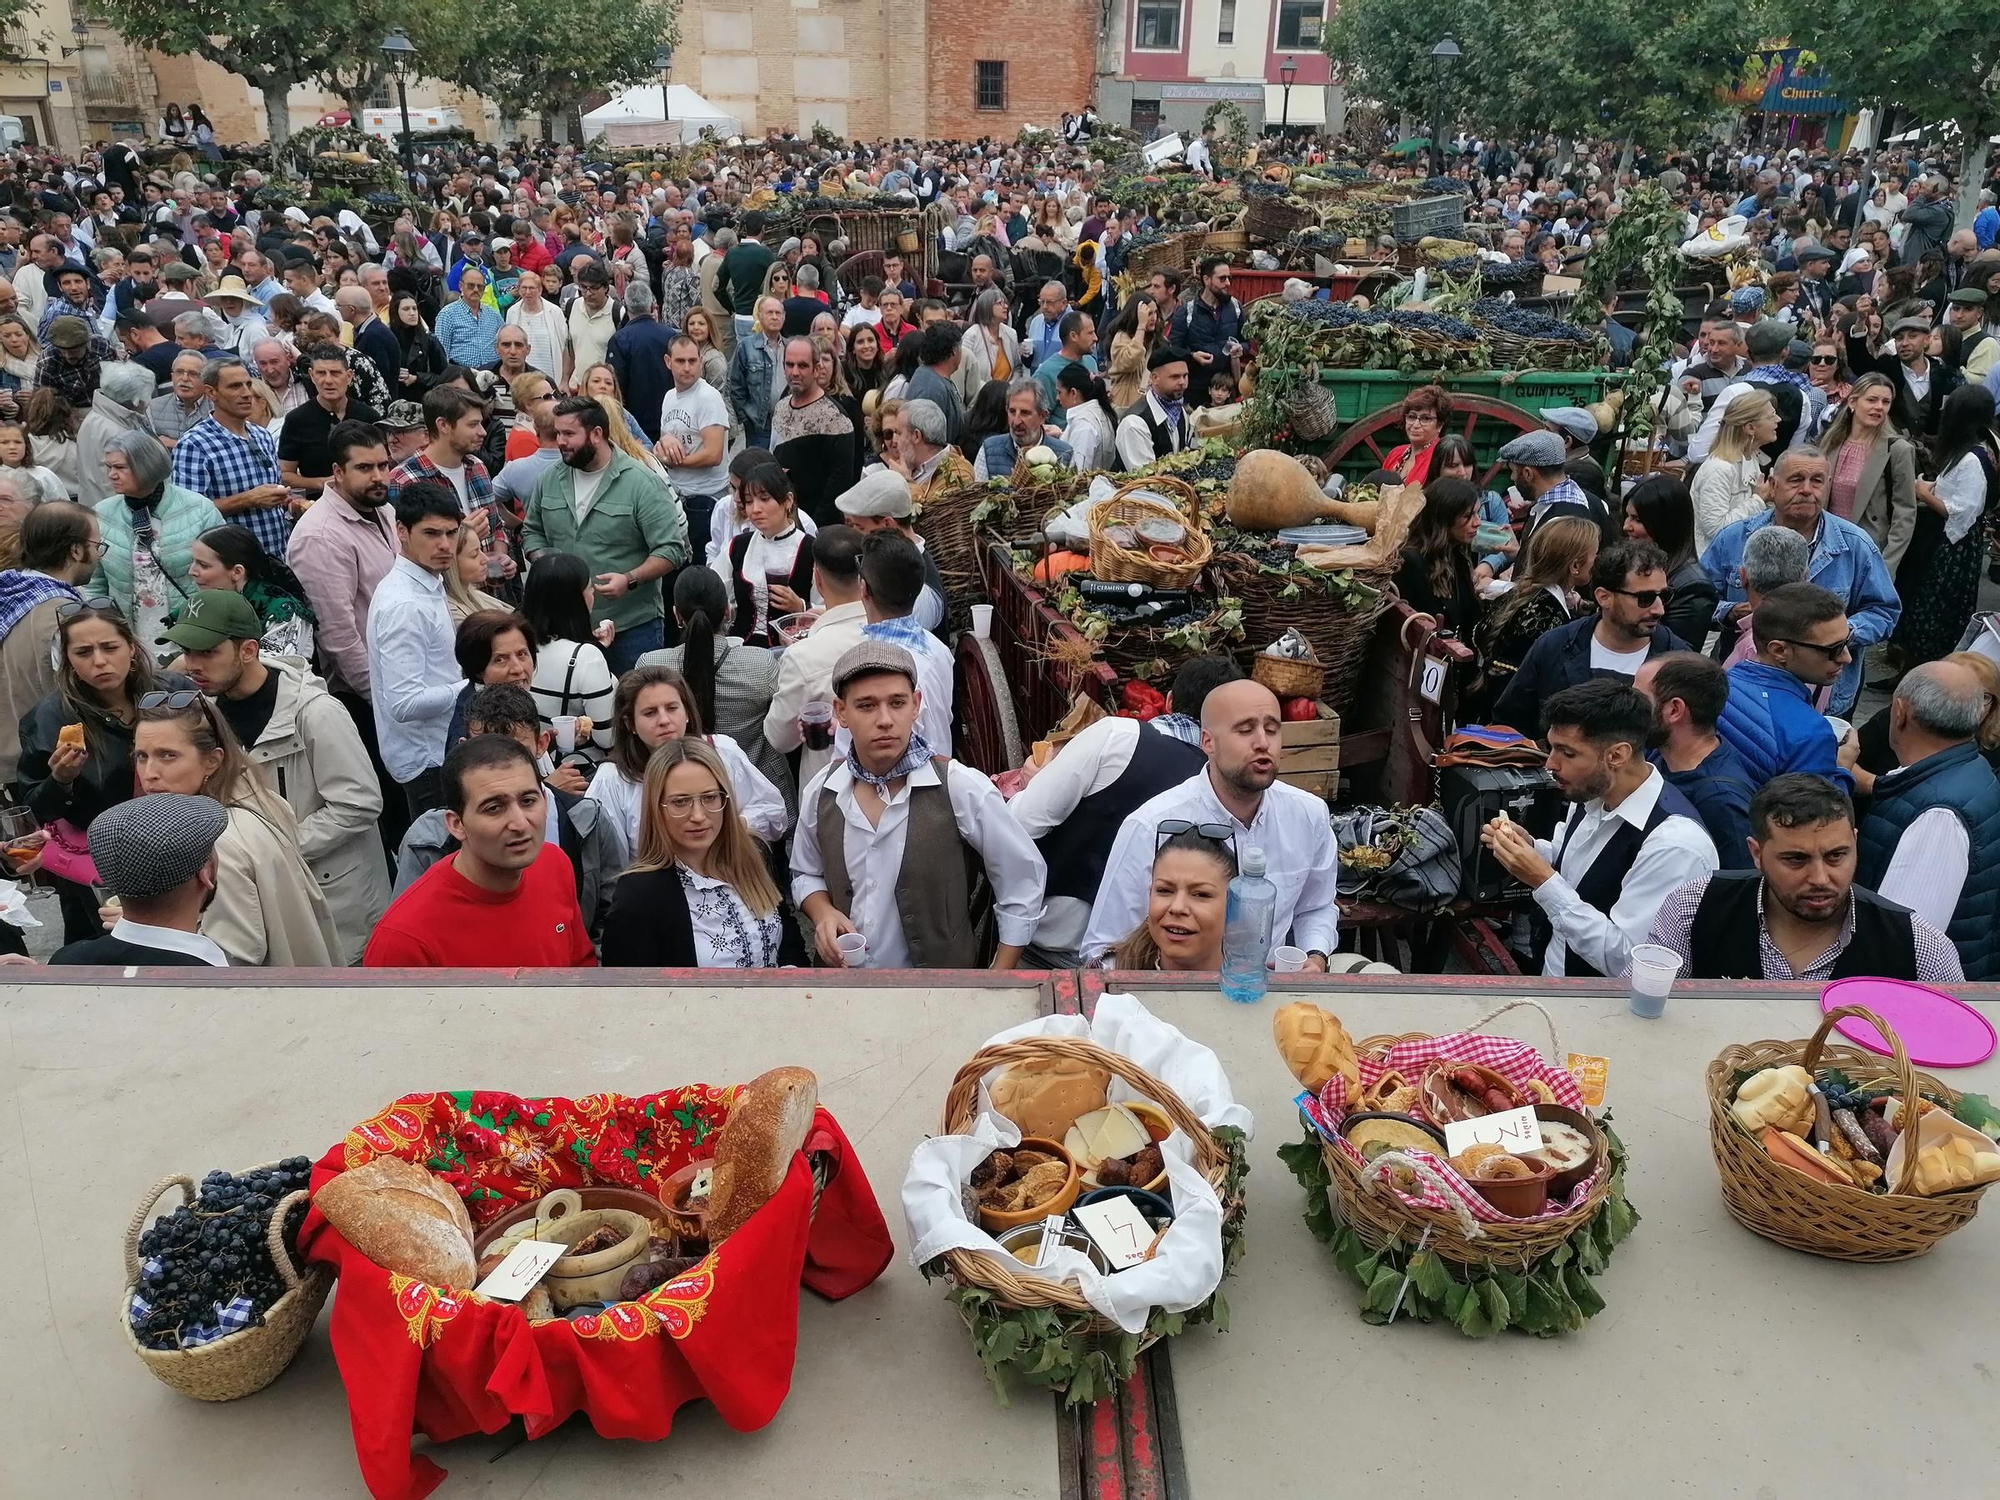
1717, 45, 1844, 116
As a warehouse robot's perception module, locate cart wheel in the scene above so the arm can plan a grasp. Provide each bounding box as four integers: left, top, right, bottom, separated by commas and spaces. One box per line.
1324, 393, 1550, 489
954, 633, 1023, 775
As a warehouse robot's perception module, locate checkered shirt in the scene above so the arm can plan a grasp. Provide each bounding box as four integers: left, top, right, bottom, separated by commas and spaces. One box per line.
170, 415, 290, 556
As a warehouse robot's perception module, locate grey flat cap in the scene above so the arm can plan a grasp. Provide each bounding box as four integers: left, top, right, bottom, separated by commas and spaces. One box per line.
1746, 318, 1794, 359
1795, 241, 1835, 264
1496, 429, 1567, 468
831, 639, 918, 694
1541, 405, 1598, 444
1890, 315, 1933, 337
835, 468, 915, 519
87, 793, 228, 900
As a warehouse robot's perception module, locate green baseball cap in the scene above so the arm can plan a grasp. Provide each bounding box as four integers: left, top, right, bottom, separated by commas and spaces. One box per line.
158, 589, 262, 650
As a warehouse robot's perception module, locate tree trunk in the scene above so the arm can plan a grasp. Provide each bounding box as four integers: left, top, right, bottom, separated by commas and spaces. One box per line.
539, 112, 554, 143
341, 87, 369, 127
1956, 132, 1991, 230
566, 105, 585, 146
261, 78, 293, 147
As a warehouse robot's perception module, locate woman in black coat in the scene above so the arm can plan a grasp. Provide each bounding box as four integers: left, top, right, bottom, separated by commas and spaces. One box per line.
388, 290, 450, 397
599, 738, 808, 968
1394, 476, 1482, 638
1620, 474, 1719, 649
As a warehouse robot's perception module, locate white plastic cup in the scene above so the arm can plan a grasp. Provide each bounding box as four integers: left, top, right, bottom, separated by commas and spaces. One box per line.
835, 931, 868, 967
1269, 945, 1308, 973
970, 604, 994, 640
552, 715, 579, 753
1824, 715, 1852, 748
1627, 943, 1682, 1019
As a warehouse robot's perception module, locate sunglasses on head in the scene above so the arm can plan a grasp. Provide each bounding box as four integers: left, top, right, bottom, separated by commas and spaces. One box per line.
56, 595, 121, 621
138, 689, 207, 710
1156, 819, 1237, 854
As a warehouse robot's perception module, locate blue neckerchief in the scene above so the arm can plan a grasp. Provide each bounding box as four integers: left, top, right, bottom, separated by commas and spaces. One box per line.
846, 727, 934, 791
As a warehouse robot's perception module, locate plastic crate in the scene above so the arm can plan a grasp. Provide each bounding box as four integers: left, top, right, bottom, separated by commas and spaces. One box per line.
1390, 194, 1466, 243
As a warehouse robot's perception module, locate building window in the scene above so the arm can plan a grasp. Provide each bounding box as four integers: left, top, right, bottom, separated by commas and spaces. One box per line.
1217, 0, 1235, 44
1276, 0, 1323, 47
975, 60, 1006, 112
1134, 0, 1182, 51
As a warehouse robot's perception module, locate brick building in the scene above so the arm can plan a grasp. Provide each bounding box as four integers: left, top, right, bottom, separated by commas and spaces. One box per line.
1094, 0, 1343, 137
924, 0, 1098, 140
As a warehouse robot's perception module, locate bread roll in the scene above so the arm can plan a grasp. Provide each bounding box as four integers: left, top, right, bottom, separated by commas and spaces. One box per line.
1272, 1002, 1360, 1094
709, 1066, 819, 1243
314, 1155, 477, 1287
56, 723, 83, 751
989, 1059, 1110, 1140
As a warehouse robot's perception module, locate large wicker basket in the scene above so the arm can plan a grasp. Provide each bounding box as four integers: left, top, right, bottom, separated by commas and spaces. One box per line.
914, 480, 992, 629
936, 1037, 1236, 1332
1211, 556, 1393, 713
1706, 1004, 1991, 1262
1096, 603, 1240, 683
1326, 1002, 1611, 1268
1244, 193, 1317, 243
121, 1164, 330, 1401
1087, 478, 1211, 589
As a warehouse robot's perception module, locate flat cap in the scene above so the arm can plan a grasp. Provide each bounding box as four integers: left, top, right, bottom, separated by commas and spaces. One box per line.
1947, 287, 1988, 307
1746, 318, 1793, 359
831, 639, 918, 695
1890, 315, 1933, 336
1540, 405, 1598, 444
86, 793, 228, 900
47, 315, 88, 349
1795, 241, 1835, 264
1496, 429, 1567, 468
834, 469, 914, 519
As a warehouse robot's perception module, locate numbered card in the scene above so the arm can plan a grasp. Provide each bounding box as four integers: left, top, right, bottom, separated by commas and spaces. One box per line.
1418, 656, 1447, 704
1566, 1053, 1610, 1108
1072, 1196, 1158, 1271
472, 1238, 565, 1302
1442, 1105, 1545, 1160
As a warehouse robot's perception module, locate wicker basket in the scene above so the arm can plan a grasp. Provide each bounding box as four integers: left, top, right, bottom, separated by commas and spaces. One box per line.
1327, 1002, 1610, 1269
1705, 1005, 1991, 1262
1250, 651, 1325, 699
1482, 326, 1605, 373
1211, 557, 1393, 714
1095, 603, 1239, 683
914, 481, 992, 628
1125, 232, 1199, 277
1281, 370, 1338, 442
936, 1036, 1237, 1330
1203, 229, 1250, 257
120, 1165, 331, 1401
1244, 194, 1318, 243
1087, 487, 1212, 590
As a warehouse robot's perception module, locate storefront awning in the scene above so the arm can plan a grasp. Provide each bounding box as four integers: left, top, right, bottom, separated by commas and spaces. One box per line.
1263, 83, 1326, 128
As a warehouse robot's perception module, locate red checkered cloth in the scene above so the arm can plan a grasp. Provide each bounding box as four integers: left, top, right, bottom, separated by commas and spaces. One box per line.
1302, 1028, 1599, 1225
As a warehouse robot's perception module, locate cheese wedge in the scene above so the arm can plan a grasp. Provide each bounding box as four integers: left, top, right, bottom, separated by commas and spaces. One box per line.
1063, 1104, 1150, 1170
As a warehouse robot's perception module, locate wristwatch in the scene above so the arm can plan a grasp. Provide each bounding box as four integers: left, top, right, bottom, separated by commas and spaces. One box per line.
624, 572, 637, 593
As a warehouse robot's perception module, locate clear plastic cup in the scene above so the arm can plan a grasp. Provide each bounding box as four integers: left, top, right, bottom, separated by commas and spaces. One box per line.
1269, 945, 1308, 973
800, 700, 834, 752
970, 604, 994, 639
835, 932, 868, 967
552, 715, 579, 753
1627, 943, 1683, 1019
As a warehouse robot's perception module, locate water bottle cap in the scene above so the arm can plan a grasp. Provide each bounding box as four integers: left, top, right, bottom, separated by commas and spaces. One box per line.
1241, 846, 1267, 876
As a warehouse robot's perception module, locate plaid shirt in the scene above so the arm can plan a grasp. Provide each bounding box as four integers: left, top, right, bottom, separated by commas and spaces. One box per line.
170, 415, 291, 556
389, 448, 503, 537
34, 337, 118, 408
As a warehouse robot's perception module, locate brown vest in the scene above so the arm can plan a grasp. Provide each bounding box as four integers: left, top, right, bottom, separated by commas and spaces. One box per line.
816, 757, 977, 968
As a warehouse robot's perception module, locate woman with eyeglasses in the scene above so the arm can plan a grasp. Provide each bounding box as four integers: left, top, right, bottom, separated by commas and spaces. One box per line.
1619, 475, 1719, 649
1816, 372, 1917, 572
16, 598, 197, 941
1109, 824, 1236, 972
1383, 386, 1451, 487
599, 737, 807, 968
1887, 384, 2000, 671
89, 431, 223, 652
131, 692, 339, 965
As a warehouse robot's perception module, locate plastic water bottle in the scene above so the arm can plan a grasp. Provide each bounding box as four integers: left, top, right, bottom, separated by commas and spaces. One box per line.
1220, 847, 1276, 1005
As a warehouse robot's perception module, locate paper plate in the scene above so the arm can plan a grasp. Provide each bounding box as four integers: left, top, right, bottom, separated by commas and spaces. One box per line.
1821, 978, 1997, 1069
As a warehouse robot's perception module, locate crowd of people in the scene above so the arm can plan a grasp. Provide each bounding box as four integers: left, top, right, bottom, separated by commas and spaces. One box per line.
0, 117, 1981, 989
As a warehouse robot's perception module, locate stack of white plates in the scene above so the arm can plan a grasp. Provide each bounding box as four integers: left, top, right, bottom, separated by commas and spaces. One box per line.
1274, 523, 1370, 548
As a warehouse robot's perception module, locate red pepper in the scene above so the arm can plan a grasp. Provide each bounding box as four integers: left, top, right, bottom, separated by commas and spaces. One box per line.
1283, 696, 1320, 722
1120, 681, 1168, 721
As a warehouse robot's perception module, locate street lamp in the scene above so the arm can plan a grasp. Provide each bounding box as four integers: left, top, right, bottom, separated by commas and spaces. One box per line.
1279, 54, 1297, 135
1429, 37, 1460, 180
380, 29, 417, 180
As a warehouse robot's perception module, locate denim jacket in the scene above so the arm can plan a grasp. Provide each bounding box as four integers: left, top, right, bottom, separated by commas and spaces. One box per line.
727, 332, 781, 438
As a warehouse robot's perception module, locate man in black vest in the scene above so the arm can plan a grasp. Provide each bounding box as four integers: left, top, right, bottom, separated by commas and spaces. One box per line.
1113, 344, 1193, 470
1007, 655, 1241, 963
1646, 774, 1964, 982
1481, 679, 1718, 978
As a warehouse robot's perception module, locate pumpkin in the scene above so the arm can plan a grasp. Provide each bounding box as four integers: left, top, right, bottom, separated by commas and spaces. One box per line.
1033, 551, 1090, 584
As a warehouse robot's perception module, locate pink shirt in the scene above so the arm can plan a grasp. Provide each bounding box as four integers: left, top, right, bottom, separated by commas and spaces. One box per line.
1829, 439, 1868, 520
1724, 631, 1832, 711
286, 485, 398, 698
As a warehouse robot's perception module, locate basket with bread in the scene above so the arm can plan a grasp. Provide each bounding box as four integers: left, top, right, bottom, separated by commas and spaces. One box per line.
1707, 1005, 2000, 1263
1272, 999, 1638, 1338
295, 1072, 895, 1500
906, 994, 1251, 1406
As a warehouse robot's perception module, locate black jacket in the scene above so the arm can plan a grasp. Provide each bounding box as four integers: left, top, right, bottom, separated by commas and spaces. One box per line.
1490, 615, 1689, 736
50, 933, 218, 966
1843, 331, 1962, 449
600, 862, 809, 968
1663, 557, 1719, 653
15, 672, 197, 831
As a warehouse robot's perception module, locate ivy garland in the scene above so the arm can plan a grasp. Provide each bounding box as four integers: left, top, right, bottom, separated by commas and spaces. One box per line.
1567, 181, 1684, 440
1276, 1114, 1639, 1337
1199, 100, 1252, 168
922, 1125, 1249, 1407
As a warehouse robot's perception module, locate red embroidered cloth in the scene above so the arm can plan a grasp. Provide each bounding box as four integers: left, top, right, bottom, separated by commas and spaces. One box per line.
299, 1087, 894, 1500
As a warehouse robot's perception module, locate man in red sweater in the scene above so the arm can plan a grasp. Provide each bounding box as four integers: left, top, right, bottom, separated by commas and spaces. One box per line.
365, 735, 596, 967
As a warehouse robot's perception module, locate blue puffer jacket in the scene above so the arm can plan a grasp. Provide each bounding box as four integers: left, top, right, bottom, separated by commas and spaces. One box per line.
1858, 742, 2000, 980
1716, 659, 1853, 793
1699, 509, 1901, 716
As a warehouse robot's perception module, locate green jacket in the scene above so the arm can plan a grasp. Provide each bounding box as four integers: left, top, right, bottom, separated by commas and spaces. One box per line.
89, 482, 226, 616
522, 450, 688, 633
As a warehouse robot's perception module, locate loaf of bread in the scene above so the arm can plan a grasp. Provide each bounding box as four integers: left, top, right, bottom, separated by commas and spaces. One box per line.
1273, 1002, 1360, 1094
709, 1066, 819, 1243
314, 1155, 477, 1287
989, 1059, 1111, 1140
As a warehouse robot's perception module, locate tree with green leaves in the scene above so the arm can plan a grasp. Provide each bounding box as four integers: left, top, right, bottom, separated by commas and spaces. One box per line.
432, 0, 678, 141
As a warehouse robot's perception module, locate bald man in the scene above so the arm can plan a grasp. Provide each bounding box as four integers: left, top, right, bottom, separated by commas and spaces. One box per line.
1080, 678, 1341, 966
339, 283, 401, 399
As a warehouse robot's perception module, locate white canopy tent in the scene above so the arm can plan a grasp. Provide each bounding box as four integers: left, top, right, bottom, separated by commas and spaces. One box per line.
580, 85, 741, 147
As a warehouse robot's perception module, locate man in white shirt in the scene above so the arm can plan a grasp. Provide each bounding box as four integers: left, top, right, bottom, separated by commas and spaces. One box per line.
566, 262, 620, 388
792, 640, 1046, 968
655, 334, 730, 562
1852, 660, 2000, 969
765, 525, 871, 789
1482, 679, 1718, 977
366, 483, 465, 817
842, 530, 954, 756
1082, 679, 1341, 966
1114, 345, 1194, 471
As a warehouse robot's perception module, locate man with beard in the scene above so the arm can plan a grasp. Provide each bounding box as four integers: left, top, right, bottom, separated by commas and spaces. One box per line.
771, 334, 860, 526
521, 396, 687, 672
1647, 774, 1962, 982
1482, 679, 1717, 978
1081, 678, 1341, 968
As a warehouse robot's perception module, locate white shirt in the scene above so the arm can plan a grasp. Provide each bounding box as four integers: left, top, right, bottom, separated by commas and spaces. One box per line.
1115, 391, 1188, 472
1063, 401, 1116, 473
1935, 451, 1989, 545
705, 495, 819, 569
657, 379, 730, 497
434, 461, 471, 512
571, 463, 607, 524
108, 917, 228, 966
506, 299, 569, 381
827, 623, 955, 763
1531, 767, 1719, 977
841, 304, 882, 330
1081, 768, 1341, 962
1902, 359, 1932, 404
1587, 635, 1651, 676
529, 638, 616, 761
584, 732, 788, 867
762, 599, 869, 788
364, 556, 460, 782
1008, 715, 1146, 836
1875, 803, 1973, 929
681, 865, 783, 968
790, 756, 1047, 967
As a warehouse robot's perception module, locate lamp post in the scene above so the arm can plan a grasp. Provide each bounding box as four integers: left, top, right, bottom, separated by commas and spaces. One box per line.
380, 29, 417, 182
1429, 37, 1460, 180
1279, 54, 1297, 136
652, 45, 674, 144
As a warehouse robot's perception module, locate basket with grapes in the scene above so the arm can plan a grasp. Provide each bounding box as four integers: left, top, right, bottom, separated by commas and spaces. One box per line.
121, 1157, 329, 1401
1471, 299, 1609, 373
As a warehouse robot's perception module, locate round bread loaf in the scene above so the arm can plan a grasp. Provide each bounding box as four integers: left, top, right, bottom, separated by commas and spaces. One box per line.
989, 1059, 1111, 1140
314, 1155, 477, 1288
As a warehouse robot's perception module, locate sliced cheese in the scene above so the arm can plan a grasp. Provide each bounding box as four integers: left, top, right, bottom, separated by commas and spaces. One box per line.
1063, 1104, 1150, 1169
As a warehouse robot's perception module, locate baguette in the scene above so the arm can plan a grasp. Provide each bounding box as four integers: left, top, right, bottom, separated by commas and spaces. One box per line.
709, 1066, 819, 1243
314, 1155, 477, 1287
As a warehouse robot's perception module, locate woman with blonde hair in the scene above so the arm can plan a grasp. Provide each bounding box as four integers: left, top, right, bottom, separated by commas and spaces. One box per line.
1818, 371, 1918, 572
1691, 390, 1778, 549
131, 691, 339, 965
443, 522, 508, 625
1109, 826, 1236, 972
598, 737, 807, 967
577, 361, 655, 453
1469, 514, 1599, 720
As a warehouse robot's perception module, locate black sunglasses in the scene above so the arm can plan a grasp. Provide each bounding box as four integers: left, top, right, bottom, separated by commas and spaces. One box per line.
138, 689, 206, 710
1605, 586, 1676, 607
1776, 635, 1856, 659
56, 595, 120, 620
1808, 354, 1838, 365
1157, 819, 1237, 854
